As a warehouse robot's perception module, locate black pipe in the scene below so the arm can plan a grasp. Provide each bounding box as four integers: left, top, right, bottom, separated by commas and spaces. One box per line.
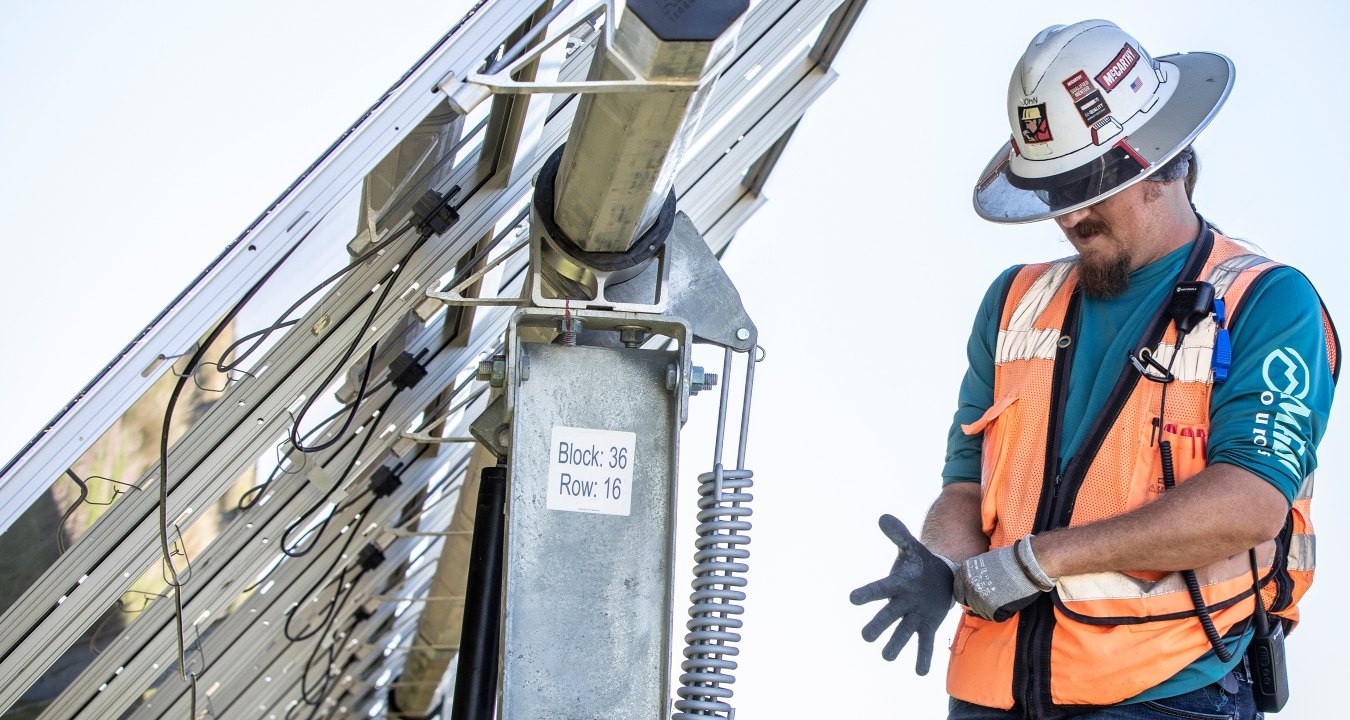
451, 463, 508, 720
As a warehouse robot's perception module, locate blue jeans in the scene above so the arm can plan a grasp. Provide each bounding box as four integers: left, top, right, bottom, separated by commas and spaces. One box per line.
948, 664, 1261, 720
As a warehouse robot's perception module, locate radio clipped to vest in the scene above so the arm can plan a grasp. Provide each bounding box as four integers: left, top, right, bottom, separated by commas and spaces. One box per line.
1248, 549, 1290, 712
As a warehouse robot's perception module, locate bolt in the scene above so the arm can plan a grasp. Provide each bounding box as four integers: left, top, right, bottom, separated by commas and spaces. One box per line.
559, 317, 583, 346
736, 327, 751, 341
665, 363, 679, 392
689, 366, 719, 395
617, 325, 652, 348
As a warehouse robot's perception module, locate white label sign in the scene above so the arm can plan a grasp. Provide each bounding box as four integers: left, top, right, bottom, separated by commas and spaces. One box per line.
546, 425, 636, 516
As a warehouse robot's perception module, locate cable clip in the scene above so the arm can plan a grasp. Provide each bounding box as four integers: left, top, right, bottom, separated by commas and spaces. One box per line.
358, 543, 386, 572
369, 466, 403, 499
411, 186, 462, 238
389, 351, 428, 391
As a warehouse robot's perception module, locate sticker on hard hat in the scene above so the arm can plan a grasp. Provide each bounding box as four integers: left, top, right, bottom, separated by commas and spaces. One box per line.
1063, 71, 1112, 127
1019, 103, 1053, 144
1091, 116, 1124, 146
1096, 44, 1141, 92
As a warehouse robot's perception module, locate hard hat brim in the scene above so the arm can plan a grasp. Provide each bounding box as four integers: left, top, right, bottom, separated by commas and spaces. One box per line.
972, 51, 1234, 224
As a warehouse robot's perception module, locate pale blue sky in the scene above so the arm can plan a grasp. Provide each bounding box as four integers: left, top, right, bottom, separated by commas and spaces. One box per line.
3, 1, 1349, 716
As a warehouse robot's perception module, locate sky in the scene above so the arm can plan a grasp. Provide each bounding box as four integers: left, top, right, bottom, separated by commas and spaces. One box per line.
3, 0, 1350, 718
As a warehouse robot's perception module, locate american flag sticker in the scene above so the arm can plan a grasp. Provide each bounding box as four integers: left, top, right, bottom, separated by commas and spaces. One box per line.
1130, 76, 1144, 93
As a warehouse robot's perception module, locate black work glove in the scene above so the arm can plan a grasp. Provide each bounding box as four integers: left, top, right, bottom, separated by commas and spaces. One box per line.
849, 514, 956, 675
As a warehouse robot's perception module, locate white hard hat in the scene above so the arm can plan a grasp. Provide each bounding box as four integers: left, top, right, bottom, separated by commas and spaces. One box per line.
973, 20, 1233, 223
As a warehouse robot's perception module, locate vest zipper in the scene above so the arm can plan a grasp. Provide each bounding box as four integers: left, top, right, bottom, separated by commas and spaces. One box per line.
1017, 290, 1080, 719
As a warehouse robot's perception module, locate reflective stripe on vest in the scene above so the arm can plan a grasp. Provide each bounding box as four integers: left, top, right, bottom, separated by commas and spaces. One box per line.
947, 234, 1330, 709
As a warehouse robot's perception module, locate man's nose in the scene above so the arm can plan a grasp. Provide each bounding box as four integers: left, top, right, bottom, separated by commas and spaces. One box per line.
1056, 207, 1092, 228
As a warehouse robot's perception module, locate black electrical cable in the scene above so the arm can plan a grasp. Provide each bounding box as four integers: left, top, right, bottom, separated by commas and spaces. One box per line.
154, 170, 469, 713
292, 342, 380, 455
238, 373, 401, 509
216, 222, 416, 375
289, 459, 471, 694
335, 486, 377, 514
170, 359, 255, 394
288, 230, 425, 455
278, 448, 470, 715
237, 461, 292, 513
370, 112, 490, 238
157, 234, 306, 711
284, 496, 379, 644
299, 579, 365, 708
149, 225, 418, 713
1157, 439, 1234, 662
142, 96, 471, 720
281, 391, 400, 558
278, 493, 377, 566
0, 0, 501, 481
57, 470, 93, 554
213, 320, 300, 372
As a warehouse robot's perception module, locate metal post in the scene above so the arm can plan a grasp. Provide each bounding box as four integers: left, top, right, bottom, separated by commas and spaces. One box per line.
552, 1, 749, 254
498, 310, 690, 719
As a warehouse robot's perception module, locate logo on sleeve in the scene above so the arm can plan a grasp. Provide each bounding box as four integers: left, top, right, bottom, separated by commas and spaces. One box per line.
1262, 348, 1310, 399
1252, 347, 1313, 478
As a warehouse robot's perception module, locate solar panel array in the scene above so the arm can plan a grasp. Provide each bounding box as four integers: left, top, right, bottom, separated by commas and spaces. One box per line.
0, 1, 865, 717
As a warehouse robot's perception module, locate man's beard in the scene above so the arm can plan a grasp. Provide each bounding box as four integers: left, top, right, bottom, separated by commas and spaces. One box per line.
1079, 252, 1132, 298
1071, 220, 1132, 298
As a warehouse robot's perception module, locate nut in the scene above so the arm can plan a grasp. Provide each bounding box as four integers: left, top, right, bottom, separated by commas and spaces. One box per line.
476, 355, 507, 387
617, 325, 652, 348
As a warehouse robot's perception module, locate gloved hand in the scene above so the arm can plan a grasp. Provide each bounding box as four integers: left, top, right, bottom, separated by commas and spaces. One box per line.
849, 514, 957, 675
956, 534, 1057, 622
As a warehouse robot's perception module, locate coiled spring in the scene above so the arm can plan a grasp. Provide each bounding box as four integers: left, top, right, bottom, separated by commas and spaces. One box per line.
673, 463, 754, 719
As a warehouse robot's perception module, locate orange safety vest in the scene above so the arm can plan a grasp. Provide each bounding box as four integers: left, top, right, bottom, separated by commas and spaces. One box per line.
947, 232, 1337, 712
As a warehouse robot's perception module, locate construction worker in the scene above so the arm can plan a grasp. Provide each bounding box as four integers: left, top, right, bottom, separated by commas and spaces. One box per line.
851, 20, 1338, 720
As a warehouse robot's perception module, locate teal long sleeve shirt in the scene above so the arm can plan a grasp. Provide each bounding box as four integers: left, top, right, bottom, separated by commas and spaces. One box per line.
941, 236, 1337, 702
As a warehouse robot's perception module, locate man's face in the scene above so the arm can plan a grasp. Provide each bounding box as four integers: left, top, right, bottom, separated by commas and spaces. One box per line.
1054, 180, 1168, 298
